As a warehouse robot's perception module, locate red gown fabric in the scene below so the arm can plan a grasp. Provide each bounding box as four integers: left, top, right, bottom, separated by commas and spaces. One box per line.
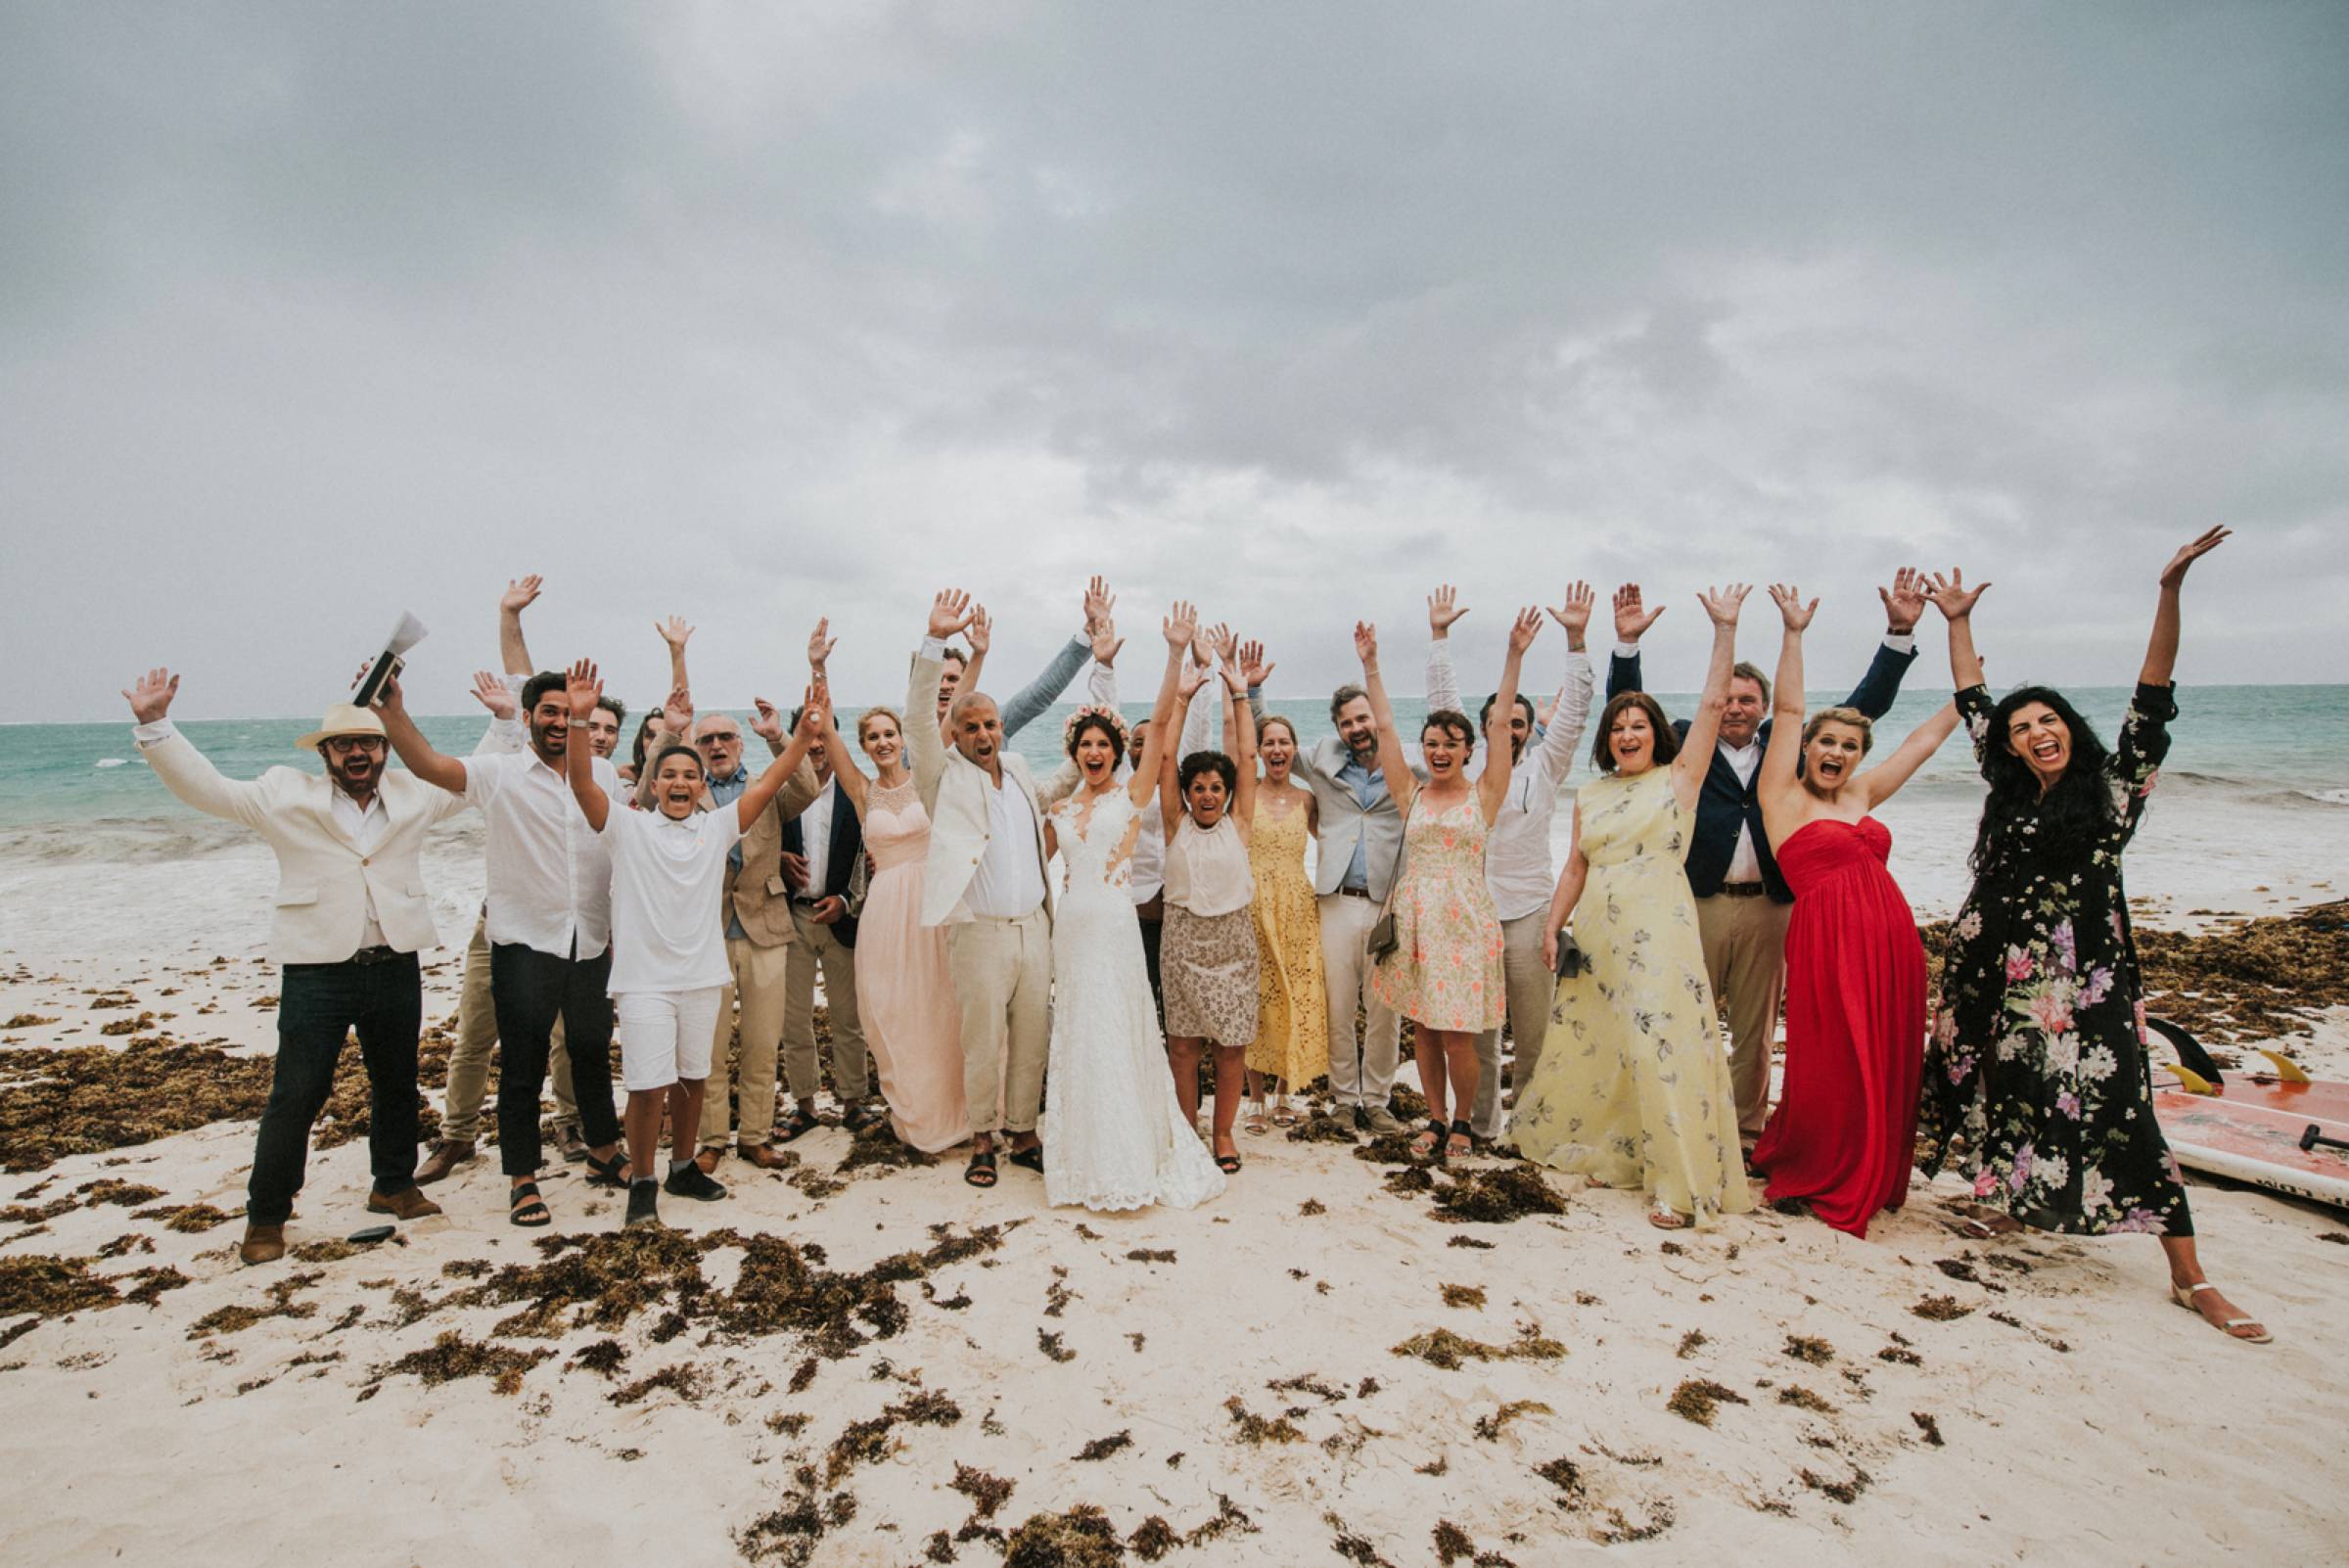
1751, 817, 1926, 1238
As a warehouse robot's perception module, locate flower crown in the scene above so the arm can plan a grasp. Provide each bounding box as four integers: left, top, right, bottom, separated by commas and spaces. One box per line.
1061, 703, 1129, 747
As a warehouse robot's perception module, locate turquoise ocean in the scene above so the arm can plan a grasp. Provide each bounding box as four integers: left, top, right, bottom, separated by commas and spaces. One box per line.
2, 685, 2343, 961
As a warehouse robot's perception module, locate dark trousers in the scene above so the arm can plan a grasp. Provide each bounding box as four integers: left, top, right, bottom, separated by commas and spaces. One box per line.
489, 941, 620, 1176
247, 952, 423, 1226
1138, 912, 1166, 1030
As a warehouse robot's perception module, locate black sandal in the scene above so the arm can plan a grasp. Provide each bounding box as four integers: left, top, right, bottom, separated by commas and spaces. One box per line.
1411, 1118, 1446, 1160
1447, 1119, 1475, 1159
1005, 1143, 1044, 1175
508, 1180, 551, 1228
1215, 1152, 1242, 1175
963, 1150, 997, 1188
776, 1106, 822, 1144
583, 1147, 631, 1188
841, 1102, 883, 1134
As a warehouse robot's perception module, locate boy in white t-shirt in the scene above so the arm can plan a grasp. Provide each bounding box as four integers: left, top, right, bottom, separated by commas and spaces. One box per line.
564, 659, 826, 1229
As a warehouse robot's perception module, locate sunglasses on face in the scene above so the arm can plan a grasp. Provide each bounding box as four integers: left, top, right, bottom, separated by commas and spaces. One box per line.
325, 737, 386, 754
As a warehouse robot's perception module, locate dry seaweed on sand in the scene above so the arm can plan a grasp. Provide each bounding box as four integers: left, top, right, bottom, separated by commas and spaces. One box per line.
1128, 1515, 1179, 1561
1390, 1321, 1565, 1371
1382, 1166, 1434, 1197
1124, 1248, 1175, 1264
1223, 1395, 1306, 1444
378, 1330, 554, 1396
1911, 1295, 1973, 1321
1074, 1429, 1133, 1461
289, 1240, 358, 1264
1325, 1512, 1400, 1567
950, 1461, 1015, 1520
611, 1363, 707, 1407
822, 1389, 961, 1480
1431, 1164, 1568, 1222
160, 1204, 234, 1233
1284, 1112, 1359, 1145
0, 1255, 124, 1317
1666, 1378, 1750, 1426
1441, 1283, 1487, 1309
835, 1117, 935, 1176
1298, 1198, 1327, 1216
1799, 1466, 1871, 1504
568, 1339, 628, 1377
1472, 1400, 1552, 1441
734, 1466, 860, 1568
1911, 1410, 1946, 1446
120, 1266, 190, 1306
1778, 1385, 1834, 1412
188, 1271, 323, 1338
1003, 1503, 1125, 1568
1535, 1456, 1587, 1506
1037, 1330, 1076, 1362
1783, 1334, 1834, 1364
1447, 1234, 1494, 1250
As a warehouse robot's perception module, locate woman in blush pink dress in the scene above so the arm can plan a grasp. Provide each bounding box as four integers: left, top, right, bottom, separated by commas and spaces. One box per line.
817, 702, 970, 1152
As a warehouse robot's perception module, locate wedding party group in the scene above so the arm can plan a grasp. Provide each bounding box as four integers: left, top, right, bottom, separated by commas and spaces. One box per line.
118, 524, 2270, 1346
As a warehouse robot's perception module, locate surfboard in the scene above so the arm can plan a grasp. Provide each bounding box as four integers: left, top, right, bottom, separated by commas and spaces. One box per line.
2153, 1066, 2349, 1210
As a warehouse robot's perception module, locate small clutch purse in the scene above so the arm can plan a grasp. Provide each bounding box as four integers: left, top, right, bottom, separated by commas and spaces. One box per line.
1366, 910, 1400, 964
1552, 932, 1589, 980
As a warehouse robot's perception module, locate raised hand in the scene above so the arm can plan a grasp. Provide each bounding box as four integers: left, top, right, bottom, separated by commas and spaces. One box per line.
1188, 621, 1214, 669
1428, 584, 1470, 638
2160, 526, 2231, 589
123, 667, 178, 724
1207, 622, 1238, 667
1354, 621, 1379, 666
377, 672, 408, 716
750, 697, 786, 746
1507, 605, 1543, 654
1238, 638, 1275, 688
926, 589, 974, 641
1546, 581, 1595, 639
656, 685, 694, 737
1613, 583, 1667, 641
806, 618, 836, 670
656, 616, 695, 650
1082, 575, 1116, 631
795, 684, 829, 742
1089, 614, 1124, 668
1769, 583, 1819, 632
1164, 599, 1199, 650
1697, 583, 1752, 625
966, 605, 993, 655
565, 659, 602, 719
1926, 568, 1992, 621
1878, 567, 1928, 634
469, 670, 517, 721
500, 576, 543, 615
1177, 659, 1214, 700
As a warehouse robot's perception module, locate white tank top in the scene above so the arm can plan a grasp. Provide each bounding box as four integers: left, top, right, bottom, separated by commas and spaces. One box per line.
1165, 813, 1255, 918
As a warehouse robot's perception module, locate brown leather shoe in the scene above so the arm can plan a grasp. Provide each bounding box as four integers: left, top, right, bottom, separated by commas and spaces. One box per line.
693, 1147, 723, 1176
239, 1222, 286, 1267
414, 1139, 476, 1185
366, 1186, 444, 1221
738, 1142, 796, 1171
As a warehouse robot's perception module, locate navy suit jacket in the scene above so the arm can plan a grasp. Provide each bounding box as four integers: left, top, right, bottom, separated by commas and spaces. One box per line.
1604, 640, 1916, 902
780, 776, 864, 947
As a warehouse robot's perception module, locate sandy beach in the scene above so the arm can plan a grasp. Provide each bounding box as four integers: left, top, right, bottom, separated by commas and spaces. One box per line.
3, 909, 2345, 1567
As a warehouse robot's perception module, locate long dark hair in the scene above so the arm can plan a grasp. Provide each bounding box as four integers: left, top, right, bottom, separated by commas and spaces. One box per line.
1970, 685, 2114, 875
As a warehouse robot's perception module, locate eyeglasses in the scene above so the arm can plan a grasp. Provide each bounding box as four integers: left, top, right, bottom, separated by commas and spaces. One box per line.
695, 731, 741, 748
324, 736, 387, 754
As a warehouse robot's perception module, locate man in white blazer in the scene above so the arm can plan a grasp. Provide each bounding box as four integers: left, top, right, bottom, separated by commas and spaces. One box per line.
905, 589, 1052, 1186
124, 669, 464, 1266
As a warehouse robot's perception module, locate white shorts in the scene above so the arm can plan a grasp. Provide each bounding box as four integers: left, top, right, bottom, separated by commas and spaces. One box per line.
614, 987, 724, 1092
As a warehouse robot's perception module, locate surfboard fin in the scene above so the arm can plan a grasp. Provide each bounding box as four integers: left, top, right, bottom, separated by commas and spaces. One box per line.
2254, 1049, 2311, 1084
2145, 1016, 2225, 1087
2165, 1062, 2219, 1096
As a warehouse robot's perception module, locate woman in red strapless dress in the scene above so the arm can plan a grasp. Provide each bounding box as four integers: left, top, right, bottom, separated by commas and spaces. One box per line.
1749, 585, 1960, 1237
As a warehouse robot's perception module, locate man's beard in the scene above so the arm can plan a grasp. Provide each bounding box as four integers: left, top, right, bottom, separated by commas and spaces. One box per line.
333, 761, 381, 799
528, 719, 566, 761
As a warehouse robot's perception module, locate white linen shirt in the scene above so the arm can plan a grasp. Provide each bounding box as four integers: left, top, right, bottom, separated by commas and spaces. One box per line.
963, 776, 1047, 919
801, 782, 835, 897
1426, 642, 1594, 922
603, 805, 743, 993
1717, 737, 1765, 885
465, 749, 624, 959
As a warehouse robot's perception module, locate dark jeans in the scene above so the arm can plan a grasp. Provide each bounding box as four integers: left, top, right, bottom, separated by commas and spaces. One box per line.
489, 941, 620, 1176
247, 951, 422, 1226
1138, 912, 1166, 1031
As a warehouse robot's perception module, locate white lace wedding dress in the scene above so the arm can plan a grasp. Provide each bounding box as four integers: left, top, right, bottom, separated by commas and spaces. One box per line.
1040, 786, 1227, 1212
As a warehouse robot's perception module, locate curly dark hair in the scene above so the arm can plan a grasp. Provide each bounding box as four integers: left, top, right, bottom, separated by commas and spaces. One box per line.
1422, 708, 1477, 751
647, 744, 706, 780
1065, 710, 1128, 760
519, 670, 567, 716
1969, 685, 2114, 876
1591, 691, 1681, 774
1178, 750, 1238, 800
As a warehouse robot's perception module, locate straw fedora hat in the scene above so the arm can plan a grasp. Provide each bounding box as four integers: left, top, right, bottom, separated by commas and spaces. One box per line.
295, 704, 389, 751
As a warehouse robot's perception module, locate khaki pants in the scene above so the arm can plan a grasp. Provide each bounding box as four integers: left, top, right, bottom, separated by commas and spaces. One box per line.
782, 904, 870, 1104
1317, 892, 1401, 1111
1695, 892, 1793, 1134
946, 909, 1051, 1135
700, 935, 792, 1150
441, 910, 577, 1145
1471, 909, 1554, 1141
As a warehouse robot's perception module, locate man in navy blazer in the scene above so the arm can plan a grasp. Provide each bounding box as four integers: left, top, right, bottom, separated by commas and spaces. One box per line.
776, 704, 877, 1135
1604, 570, 1929, 1138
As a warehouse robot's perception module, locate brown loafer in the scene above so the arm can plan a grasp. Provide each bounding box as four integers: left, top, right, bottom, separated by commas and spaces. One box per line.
738, 1142, 796, 1171
414, 1139, 476, 1185
366, 1186, 444, 1222
693, 1147, 722, 1176
239, 1222, 287, 1267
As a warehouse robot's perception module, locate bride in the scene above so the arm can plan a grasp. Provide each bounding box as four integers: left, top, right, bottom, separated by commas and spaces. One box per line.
1038, 600, 1228, 1212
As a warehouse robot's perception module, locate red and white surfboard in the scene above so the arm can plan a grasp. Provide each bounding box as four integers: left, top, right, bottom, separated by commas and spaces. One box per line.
2154, 1059, 2349, 1210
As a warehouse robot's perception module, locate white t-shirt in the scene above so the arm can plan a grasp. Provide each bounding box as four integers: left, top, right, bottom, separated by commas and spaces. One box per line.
603, 805, 745, 994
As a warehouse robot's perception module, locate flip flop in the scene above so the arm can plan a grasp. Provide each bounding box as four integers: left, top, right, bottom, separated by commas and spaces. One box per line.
583, 1147, 631, 1189
508, 1180, 551, 1228
1215, 1153, 1242, 1175
963, 1150, 997, 1188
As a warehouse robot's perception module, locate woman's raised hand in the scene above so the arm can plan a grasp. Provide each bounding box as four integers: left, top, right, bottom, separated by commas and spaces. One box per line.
1769, 583, 1819, 631
1238, 638, 1275, 688
806, 618, 837, 670
1926, 568, 1992, 621
1507, 605, 1543, 653
656, 616, 695, 650
1428, 583, 1469, 636
1354, 621, 1379, 666
656, 685, 694, 737
2160, 526, 2231, 589
965, 605, 992, 655
1177, 659, 1213, 700
926, 589, 974, 641
1546, 581, 1594, 638
565, 659, 603, 719
1697, 583, 1751, 625
1164, 599, 1199, 650
1207, 622, 1238, 667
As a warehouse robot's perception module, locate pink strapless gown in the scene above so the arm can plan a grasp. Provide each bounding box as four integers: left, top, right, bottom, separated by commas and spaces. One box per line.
854, 780, 970, 1152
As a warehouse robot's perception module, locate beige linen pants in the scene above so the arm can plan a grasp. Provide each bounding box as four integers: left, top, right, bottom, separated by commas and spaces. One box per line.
782, 904, 871, 1104
947, 909, 1051, 1135
1317, 891, 1402, 1111
442, 910, 577, 1144
1694, 892, 1793, 1135
699, 935, 792, 1150
1470, 909, 1554, 1140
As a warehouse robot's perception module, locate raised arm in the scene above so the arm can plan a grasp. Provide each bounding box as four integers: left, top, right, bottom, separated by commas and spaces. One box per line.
909, 590, 972, 806
657, 616, 694, 696
498, 575, 542, 675
1426, 584, 1468, 711
121, 669, 271, 829
2142, 527, 2230, 687
815, 702, 870, 816
563, 660, 612, 834
1002, 576, 1114, 738
738, 689, 826, 833
1356, 620, 1417, 811
1238, 637, 1274, 730
1927, 569, 1992, 692
1530, 580, 1597, 785
1671, 584, 1749, 809
1835, 567, 1926, 717
951, 605, 991, 735
1161, 658, 1213, 835
1856, 700, 1960, 808
1476, 608, 1540, 824
1132, 602, 1195, 813
1225, 665, 1259, 829
1757, 584, 1816, 807
377, 673, 470, 795
635, 686, 693, 810
1605, 582, 1667, 701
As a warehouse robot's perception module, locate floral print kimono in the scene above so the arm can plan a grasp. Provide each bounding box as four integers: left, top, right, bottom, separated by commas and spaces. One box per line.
1919, 681, 2190, 1235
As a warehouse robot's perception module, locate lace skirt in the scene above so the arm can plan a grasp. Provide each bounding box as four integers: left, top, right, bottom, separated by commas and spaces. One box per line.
1162, 904, 1261, 1043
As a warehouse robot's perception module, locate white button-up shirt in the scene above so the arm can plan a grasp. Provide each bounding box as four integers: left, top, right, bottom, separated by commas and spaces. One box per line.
465, 748, 624, 959
1717, 737, 1765, 885
1426, 641, 1594, 922
802, 780, 835, 897
963, 774, 1047, 919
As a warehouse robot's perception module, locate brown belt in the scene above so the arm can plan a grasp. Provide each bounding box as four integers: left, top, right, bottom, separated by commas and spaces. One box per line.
1712, 883, 1769, 899
1336, 886, 1374, 899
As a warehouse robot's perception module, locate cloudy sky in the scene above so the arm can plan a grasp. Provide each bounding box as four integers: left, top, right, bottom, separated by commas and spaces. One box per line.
4, 2, 2343, 723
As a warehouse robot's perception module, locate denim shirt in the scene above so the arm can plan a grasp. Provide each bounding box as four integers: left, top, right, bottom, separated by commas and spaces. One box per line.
709, 767, 750, 941
1335, 753, 1388, 893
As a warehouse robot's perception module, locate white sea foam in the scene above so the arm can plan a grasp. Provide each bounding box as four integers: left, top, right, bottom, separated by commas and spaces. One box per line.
2301, 788, 2349, 807
93, 758, 128, 768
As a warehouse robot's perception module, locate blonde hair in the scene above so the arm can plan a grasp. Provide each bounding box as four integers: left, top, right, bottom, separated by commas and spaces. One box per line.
1801, 706, 1874, 756
856, 706, 904, 744
1259, 715, 1299, 746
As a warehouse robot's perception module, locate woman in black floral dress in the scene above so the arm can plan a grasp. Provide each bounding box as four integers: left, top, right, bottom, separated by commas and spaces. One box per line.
1919, 529, 2267, 1344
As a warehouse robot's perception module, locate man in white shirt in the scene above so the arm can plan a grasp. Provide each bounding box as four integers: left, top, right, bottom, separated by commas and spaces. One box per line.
124, 669, 464, 1266
380, 670, 632, 1213
1424, 582, 1597, 1142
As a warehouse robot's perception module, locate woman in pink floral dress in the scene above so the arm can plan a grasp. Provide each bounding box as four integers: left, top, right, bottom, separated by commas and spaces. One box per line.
1359, 607, 1540, 1159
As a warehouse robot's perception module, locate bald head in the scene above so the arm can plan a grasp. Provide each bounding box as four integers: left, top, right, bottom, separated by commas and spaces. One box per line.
948, 691, 1003, 772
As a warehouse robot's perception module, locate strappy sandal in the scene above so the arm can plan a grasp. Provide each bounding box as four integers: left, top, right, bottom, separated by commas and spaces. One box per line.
1646, 1205, 1691, 1231
1268, 1099, 1303, 1130
1409, 1118, 1445, 1160
1243, 1101, 1269, 1136
963, 1150, 997, 1188
775, 1106, 823, 1143
1005, 1143, 1044, 1175
840, 1102, 884, 1134
1216, 1152, 1242, 1175
583, 1147, 630, 1189
508, 1180, 551, 1228
1446, 1119, 1475, 1160
2172, 1281, 2272, 1344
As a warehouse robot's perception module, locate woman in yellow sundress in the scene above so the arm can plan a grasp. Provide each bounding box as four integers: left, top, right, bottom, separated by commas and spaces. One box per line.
1241, 698, 1328, 1129
1516, 583, 1757, 1229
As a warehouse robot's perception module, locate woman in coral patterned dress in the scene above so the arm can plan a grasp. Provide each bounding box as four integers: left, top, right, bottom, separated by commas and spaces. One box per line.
1359, 607, 1540, 1160
1919, 531, 2268, 1345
